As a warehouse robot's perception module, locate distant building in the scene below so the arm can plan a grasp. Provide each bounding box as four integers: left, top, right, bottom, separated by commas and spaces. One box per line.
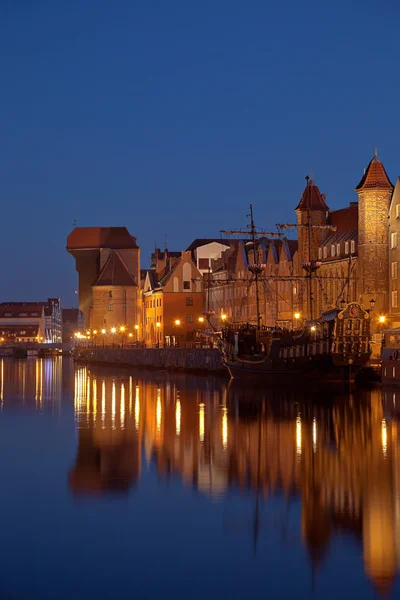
62, 308, 85, 343
143, 249, 204, 346
67, 227, 141, 342
186, 239, 231, 275
0, 298, 62, 343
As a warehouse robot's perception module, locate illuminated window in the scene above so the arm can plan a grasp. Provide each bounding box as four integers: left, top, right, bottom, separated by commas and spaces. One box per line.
183, 281, 190, 290
392, 290, 398, 308
392, 261, 398, 279
323, 247, 327, 259
392, 232, 398, 249
336, 243, 340, 255
318, 248, 322, 259
293, 286, 297, 295
351, 240, 356, 253
186, 314, 193, 323
331, 245, 335, 257
396, 204, 400, 218
345, 241, 349, 254
186, 297, 193, 306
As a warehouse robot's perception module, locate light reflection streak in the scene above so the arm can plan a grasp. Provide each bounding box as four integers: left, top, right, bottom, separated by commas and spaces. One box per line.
312, 417, 317, 453
135, 385, 140, 430
102, 380, 106, 428
156, 388, 162, 435
121, 383, 125, 428
296, 415, 302, 459
382, 418, 387, 458
222, 406, 228, 450
175, 399, 181, 436
92, 378, 97, 423
112, 380, 116, 429
129, 377, 133, 413
199, 403, 205, 442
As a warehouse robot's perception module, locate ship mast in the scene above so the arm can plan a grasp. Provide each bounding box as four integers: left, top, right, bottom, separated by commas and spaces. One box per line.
221, 204, 278, 330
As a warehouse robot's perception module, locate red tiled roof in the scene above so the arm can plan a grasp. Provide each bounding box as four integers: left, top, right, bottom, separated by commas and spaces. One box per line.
67, 227, 138, 250
92, 251, 137, 287
295, 178, 329, 211
329, 203, 358, 232
355, 155, 393, 191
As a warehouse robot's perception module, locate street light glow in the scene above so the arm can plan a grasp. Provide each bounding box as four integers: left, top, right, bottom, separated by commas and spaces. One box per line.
101, 329, 106, 334
175, 319, 181, 326
294, 312, 301, 320
111, 327, 116, 334
156, 322, 161, 328
221, 314, 227, 321
134, 325, 139, 330
120, 326, 125, 332
379, 315, 386, 323
198, 317, 204, 323
93, 330, 97, 334
311, 326, 316, 332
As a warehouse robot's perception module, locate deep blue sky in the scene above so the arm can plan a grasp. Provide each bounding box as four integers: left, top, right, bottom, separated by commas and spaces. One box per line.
1, 0, 399, 307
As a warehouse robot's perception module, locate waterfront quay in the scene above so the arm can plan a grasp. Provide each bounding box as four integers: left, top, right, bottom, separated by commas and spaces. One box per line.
74, 346, 226, 374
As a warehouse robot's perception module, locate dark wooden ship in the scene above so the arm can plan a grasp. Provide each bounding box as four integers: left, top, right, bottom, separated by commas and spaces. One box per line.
215, 204, 372, 382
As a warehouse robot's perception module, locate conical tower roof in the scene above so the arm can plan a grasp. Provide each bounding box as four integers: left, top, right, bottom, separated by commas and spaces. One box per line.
295, 176, 329, 211
356, 152, 393, 191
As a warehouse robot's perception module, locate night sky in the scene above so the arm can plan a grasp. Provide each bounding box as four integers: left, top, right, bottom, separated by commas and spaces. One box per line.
1, 0, 398, 307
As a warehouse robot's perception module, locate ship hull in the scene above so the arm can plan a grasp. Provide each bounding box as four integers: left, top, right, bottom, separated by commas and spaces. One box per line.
223, 354, 369, 383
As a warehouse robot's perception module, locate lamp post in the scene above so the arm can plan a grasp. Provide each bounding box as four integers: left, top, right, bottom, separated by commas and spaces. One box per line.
93, 330, 97, 347
135, 324, 139, 344
120, 326, 125, 348
111, 327, 116, 348
101, 329, 106, 348
293, 312, 301, 330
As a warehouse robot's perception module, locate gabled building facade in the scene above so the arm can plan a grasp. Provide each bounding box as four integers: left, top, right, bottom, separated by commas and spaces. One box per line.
143, 250, 204, 346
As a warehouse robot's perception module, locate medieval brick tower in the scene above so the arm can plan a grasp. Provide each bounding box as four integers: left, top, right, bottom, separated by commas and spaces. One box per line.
295, 176, 329, 319
355, 153, 393, 322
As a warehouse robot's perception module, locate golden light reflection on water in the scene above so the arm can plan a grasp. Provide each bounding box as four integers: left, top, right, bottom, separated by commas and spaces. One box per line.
175, 399, 181, 436
199, 403, 205, 442
135, 385, 140, 431
382, 418, 387, 458
296, 415, 302, 459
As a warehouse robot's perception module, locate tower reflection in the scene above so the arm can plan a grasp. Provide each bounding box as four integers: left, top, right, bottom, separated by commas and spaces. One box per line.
71, 367, 400, 597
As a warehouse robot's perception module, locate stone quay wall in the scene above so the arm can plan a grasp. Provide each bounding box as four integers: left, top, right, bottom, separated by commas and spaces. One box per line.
73, 347, 227, 375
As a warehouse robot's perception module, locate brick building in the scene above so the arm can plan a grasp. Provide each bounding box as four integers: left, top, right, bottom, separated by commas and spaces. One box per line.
67, 227, 141, 342
143, 249, 204, 346
0, 298, 62, 343
209, 152, 393, 335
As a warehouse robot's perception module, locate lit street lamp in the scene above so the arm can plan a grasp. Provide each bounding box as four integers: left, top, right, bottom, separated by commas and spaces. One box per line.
111, 327, 116, 348
221, 314, 227, 322
120, 326, 126, 348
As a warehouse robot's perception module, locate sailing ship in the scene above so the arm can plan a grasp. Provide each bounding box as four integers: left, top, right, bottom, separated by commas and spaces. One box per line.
215, 204, 372, 382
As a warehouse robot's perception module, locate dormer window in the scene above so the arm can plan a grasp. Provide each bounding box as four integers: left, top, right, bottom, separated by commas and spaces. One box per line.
396, 204, 400, 219
345, 241, 349, 254
351, 240, 356, 253
331, 245, 336, 257
323, 247, 327, 259
318, 248, 322, 260
336, 243, 340, 255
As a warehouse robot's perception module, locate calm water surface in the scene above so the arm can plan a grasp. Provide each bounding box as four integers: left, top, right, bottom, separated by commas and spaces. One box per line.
0, 357, 399, 599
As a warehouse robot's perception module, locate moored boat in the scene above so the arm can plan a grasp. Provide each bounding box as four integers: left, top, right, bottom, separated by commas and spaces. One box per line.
220, 301, 371, 382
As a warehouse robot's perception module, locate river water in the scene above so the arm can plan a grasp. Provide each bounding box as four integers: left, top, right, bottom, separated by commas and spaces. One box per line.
0, 357, 399, 599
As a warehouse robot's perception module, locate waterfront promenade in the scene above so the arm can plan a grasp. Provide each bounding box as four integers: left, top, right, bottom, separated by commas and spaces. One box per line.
74, 346, 227, 374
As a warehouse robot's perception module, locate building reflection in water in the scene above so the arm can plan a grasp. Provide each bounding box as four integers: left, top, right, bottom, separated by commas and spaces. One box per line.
0, 357, 63, 411
71, 367, 400, 597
